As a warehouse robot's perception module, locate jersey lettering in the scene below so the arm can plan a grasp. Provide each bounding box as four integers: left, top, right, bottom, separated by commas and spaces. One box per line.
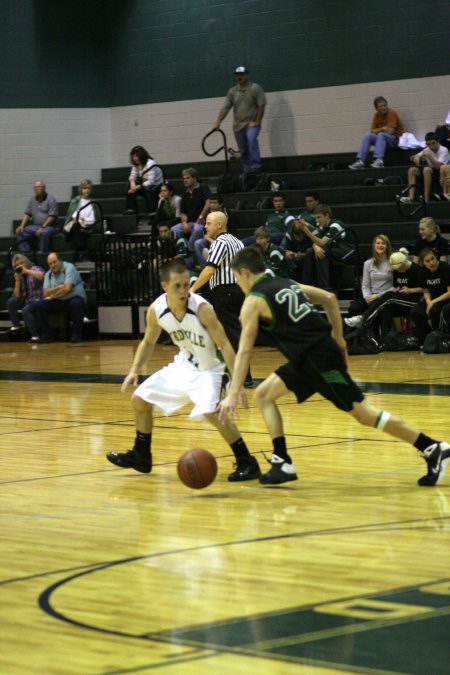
169, 329, 206, 347
275, 286, 312, 322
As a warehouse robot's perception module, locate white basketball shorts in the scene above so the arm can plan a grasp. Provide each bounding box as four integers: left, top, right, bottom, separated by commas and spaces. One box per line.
134, 354, 225, 419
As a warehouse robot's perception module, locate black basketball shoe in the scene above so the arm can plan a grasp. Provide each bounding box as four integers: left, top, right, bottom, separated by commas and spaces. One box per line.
228, 456, 261, 482
259, 453, 298, 485
418, 442, 450, 486
106, 449, 152, 474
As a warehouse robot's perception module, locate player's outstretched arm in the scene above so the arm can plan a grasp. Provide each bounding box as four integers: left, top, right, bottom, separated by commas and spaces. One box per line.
121, 305, 162, 393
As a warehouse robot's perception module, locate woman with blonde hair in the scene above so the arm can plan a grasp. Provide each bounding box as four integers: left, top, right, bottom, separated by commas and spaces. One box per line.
412, 217, 449, 263
63, 179, 101, 261
345, 234, 394, 328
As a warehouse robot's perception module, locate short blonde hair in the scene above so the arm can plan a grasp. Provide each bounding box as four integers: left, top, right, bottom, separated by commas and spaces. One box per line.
206, 210, 227, 229
419, 217, 440, 234
254, 226, 270, 239
78, 179, 93, 194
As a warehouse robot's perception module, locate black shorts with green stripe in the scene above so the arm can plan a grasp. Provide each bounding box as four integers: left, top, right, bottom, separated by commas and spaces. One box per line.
275, 337, 364, 412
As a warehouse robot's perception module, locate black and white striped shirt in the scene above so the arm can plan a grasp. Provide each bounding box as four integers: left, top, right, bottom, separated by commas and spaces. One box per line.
206, 232, 244, 289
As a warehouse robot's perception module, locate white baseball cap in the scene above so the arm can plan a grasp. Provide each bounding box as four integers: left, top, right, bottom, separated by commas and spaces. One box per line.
389, 251, 408, 270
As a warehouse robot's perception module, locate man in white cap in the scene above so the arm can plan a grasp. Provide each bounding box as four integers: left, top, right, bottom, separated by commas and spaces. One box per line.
213, 66, 266, 174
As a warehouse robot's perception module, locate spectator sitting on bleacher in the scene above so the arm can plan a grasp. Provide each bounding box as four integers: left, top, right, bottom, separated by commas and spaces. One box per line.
123, 145, 164, 216
241, 192, 294, 247
154, 222, 190, 271
412, 217, 449, 264
15, 180, 59, 254
344, 235, 394, 329
295, 191, 321, 227
409, 249, 450, 347
254, 227, 289, 278
194, 194, 227, 267
7, 254, 44, 340
152, 183, 182, 229
171, 167, 211, 253
63, 179, 101, 262
30, 252, 87, 344
282, 219, 313, 282
349, 96, 404, 170
400, 132, 450, 204
296, 204, 355, 292
280, 191, 320, 280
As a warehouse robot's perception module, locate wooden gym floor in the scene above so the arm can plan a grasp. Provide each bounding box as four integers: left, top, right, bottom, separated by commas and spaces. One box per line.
0, 340, 449, 675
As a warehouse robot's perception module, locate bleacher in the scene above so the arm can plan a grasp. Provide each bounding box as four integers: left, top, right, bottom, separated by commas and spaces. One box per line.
0, 149, 449, 339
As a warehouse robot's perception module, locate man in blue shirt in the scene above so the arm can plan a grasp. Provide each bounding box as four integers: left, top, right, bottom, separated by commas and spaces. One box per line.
15, 180, 59, 253
31, 252, 86, 343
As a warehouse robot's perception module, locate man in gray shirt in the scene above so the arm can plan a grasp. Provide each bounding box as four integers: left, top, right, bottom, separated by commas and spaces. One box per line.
214, 66, 266, 174
16, 180, 59, 253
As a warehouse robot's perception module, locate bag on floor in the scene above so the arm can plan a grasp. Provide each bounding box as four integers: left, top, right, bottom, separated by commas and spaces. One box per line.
383, 329, 420, 352
346, 326, 381, 355
422, 330, 450, 354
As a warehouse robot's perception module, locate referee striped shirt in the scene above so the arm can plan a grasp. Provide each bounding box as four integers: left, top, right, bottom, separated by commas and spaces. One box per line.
206, 232, 244, 289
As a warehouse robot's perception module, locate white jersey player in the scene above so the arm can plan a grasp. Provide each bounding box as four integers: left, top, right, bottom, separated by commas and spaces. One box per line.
106, 260, 261, 482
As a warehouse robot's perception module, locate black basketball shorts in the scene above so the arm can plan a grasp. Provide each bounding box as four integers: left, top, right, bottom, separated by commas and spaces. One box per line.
275, 337, 364, 412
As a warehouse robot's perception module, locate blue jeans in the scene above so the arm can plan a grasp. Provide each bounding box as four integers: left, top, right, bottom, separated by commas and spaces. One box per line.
234, 124, 262, 173
357, 132, 397, 161
171, 222, 204, 252
7, 296, 41, 337
32, 296, 86, 340
194, 238, 211, 267
16, 223, 59, 253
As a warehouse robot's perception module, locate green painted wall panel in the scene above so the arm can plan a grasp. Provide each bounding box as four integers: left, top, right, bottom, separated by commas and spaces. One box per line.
0, 0, 448, 108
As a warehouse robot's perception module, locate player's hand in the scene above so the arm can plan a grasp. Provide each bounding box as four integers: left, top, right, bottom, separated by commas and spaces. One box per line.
314, 246, 326, 259
121, 372, 139, 393
217, 392, 239, 422
239, 390, 249, 409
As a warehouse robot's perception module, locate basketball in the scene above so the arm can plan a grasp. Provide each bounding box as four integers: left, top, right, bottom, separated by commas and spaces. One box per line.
177, 448, 218, 489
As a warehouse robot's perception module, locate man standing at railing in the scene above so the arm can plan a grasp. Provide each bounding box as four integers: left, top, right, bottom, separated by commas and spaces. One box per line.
213, 66, 266, 175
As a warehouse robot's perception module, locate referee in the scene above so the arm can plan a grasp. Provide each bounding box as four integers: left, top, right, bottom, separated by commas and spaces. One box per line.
190, 211, 253, 387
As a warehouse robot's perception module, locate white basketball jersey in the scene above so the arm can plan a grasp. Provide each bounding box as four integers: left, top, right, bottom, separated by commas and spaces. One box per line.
153, 292, 223, 371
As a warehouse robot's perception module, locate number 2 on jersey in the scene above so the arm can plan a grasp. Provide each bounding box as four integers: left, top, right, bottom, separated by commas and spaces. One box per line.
275, 287, 311, 322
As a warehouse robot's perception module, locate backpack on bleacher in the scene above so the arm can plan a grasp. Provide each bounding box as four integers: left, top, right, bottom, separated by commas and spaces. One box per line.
216, 173, 241, 194
240, 172, 271, 192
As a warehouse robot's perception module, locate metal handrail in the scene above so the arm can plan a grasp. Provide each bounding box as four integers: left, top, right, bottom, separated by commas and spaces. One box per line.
396, 183, 427, 218
201, 129, 229, 172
